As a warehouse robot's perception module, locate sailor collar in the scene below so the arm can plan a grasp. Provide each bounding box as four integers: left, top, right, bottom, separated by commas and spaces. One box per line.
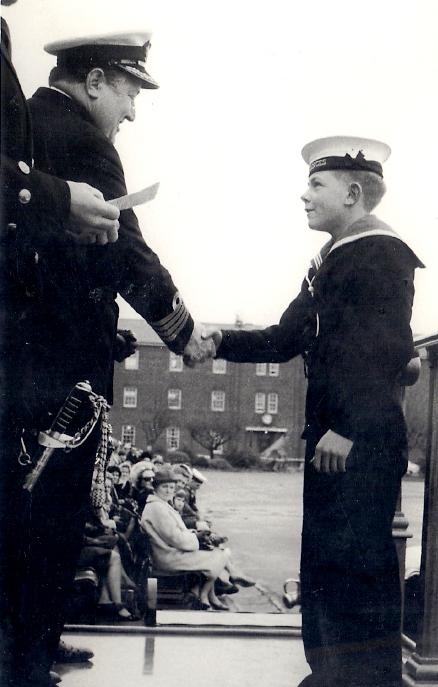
327, 215, 425, 267
329, 228, 401, 255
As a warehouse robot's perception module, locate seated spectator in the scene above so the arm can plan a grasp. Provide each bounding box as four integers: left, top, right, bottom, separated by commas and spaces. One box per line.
126, 446, 142, 464
139, 445, 153, 461
173, 469, 255, 591
172, 467, 210, 531
173, 464, 192, 490
107, 465, 122, 489
115, 461, 133, 501
186, 468, 207, 514
172, 489, 187, 515
151, 454, 165, 472
131, 464, 156, 513
107, 438, 121, 467
77, 510, 136, 621
141, 468, 231, 610
117, 444, 129, 462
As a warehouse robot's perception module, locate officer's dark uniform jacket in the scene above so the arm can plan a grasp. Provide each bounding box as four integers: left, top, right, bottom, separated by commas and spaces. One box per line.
217, 214, 423, 450
20, 86, 193, 423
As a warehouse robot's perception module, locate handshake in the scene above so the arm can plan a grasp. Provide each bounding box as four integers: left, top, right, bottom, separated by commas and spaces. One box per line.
182, 324, 222, 368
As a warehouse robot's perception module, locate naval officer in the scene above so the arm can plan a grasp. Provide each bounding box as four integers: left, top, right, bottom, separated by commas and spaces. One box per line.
1, 3, 122, 685
206, 137, 424, 687
2, 27, 214, 687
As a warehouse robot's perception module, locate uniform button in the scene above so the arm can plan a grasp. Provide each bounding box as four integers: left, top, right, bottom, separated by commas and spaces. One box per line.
18, 189, 32, 205
18, 161, 31, 175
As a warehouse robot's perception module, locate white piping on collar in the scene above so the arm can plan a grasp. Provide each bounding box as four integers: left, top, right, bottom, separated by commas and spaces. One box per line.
49, 86, 72, 100
329, 229, 401, 255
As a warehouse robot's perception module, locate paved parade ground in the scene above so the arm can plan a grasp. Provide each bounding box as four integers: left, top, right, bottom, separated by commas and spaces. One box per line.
197, 468, 425, 612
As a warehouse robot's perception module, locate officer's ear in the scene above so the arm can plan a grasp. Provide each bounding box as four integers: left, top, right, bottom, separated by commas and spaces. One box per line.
85, 68, 106, 99
345, 181, 362, 206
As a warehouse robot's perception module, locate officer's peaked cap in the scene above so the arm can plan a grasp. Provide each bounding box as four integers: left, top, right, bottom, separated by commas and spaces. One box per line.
44, 31, 159, 89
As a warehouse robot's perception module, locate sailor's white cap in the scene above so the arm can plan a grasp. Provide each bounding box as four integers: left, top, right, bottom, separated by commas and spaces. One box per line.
302, 136, 391, 178
44, 31, 159, 89
191, 468, 207, 484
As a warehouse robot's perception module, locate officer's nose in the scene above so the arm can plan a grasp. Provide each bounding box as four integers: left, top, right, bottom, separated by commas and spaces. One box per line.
300, 189, 310, 203
126, 104, 136, 122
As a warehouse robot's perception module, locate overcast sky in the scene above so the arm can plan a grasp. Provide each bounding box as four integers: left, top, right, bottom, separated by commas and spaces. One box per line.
4, 0, 437, 336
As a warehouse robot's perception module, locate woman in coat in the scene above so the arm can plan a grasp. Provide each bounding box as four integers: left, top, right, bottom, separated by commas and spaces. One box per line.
140, 468, 230, 610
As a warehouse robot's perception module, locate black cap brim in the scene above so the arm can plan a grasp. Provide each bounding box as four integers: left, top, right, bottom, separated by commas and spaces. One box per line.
116, 64, 159, 89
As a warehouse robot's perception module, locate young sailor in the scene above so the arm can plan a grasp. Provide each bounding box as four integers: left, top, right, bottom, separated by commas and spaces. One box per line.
207, 136, 424, 687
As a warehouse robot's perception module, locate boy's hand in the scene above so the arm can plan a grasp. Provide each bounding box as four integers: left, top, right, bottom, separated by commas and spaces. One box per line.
311, 430, 353, 473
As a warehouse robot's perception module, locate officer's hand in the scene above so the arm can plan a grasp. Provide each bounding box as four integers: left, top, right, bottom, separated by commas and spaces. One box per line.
183, 323, 217, 368
114, 330, 138, 362
311, 430, 353, 474
66, 181, 120, 245
202, 328, 222, 350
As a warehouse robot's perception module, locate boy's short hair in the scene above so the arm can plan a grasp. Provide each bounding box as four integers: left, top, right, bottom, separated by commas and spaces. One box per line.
334, 170, 387, 212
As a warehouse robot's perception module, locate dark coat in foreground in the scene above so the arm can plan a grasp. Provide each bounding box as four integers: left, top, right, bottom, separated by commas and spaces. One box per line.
1, 20, 81, 687
217, 215, 423, 687
0, 20, 70, 422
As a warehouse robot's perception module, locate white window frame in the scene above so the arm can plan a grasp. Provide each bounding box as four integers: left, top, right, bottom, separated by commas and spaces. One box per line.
267, 392, 278, 414
255, 392, 266, 414
268, 363, 280, 377
212, 359, 227, 374
121, 425, 136, 445
169, 352, 183, 372
166, 426, 180, 450
123, 386, 138, 408
256, 363, 267, 376
124, 349, 139, 370
211, 390, 225, 412
168, 388, 182, 410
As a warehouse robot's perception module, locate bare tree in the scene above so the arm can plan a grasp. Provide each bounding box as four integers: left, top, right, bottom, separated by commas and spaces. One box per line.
189, 421, 239, 460
140, 407, 171, 448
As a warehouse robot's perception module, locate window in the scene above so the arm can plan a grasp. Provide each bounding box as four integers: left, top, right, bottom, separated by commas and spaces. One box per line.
123, 386, 138, 408
212, 359, 227, 374
268, 363, 280, 377
169, 352, 183, 372
125, 350, 139, 370
211, 390, 225, 412
121, 425, 136, 445
255, 393, 266, 414
168, 388, 182, 410
267, 393, 278, 414
256, 363, 267, 376
166, 426, 180, 450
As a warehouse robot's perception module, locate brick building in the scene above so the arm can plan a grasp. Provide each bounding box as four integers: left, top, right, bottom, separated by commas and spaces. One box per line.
111, 318, 307, 459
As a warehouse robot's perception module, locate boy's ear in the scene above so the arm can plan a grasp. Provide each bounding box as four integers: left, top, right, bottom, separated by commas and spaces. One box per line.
345, 181, 362, 206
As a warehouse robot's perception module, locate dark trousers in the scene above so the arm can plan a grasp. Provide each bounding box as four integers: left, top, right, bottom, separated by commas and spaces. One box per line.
0, 419, 98, 686
300, 439, 406, 687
